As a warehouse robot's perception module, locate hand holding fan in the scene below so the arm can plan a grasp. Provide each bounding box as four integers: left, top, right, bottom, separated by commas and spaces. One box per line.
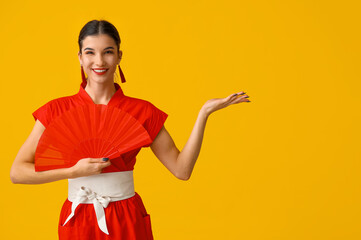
35, 104, 152, 171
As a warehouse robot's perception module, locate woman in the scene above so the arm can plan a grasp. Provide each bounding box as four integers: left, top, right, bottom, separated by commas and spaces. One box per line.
10, 19, 250, 239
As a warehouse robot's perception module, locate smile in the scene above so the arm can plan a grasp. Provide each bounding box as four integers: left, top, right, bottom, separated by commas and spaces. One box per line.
92, 68, 108, 75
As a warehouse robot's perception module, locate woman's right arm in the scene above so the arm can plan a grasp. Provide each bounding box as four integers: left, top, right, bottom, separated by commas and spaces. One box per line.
10, 120, 111, 184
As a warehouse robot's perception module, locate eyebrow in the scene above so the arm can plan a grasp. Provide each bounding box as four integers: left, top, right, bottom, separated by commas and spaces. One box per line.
84, 47, 115, 51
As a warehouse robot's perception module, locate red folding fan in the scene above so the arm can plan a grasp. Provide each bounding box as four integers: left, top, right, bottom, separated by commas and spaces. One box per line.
34, 104, 152, 172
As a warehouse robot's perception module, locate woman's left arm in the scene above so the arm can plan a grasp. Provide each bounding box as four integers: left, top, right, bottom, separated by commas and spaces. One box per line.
150, 91, 250, 180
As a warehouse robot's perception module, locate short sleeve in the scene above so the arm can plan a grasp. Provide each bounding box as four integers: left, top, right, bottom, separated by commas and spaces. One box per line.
32, 101, 51, 128
143, 102, 168, 147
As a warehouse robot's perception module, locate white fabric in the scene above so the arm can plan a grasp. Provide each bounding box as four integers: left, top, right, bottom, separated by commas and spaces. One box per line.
63, 171, 135, 235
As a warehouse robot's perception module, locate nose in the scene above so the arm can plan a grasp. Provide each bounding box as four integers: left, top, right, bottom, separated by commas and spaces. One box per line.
94, 54, 106, 66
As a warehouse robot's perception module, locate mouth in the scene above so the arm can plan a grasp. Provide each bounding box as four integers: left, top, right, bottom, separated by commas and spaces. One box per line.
92, 68, 109, 75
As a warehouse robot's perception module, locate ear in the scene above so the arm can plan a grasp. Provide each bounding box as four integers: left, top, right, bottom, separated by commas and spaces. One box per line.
78, 52, 83, 65
118, 50, 122, 64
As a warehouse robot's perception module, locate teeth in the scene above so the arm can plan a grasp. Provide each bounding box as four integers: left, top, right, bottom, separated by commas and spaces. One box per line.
93, 69, 107, 73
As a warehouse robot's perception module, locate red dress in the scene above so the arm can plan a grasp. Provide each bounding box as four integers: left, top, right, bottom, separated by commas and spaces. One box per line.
32, 81, 168, 240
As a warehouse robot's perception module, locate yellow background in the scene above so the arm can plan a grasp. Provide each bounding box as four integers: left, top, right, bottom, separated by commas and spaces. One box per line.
1, 0, 361, 239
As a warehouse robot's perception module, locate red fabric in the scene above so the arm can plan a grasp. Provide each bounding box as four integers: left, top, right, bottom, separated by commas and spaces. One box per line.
32, 82, 167, 239
32, 101, 51, 128
58, 192, 153, 240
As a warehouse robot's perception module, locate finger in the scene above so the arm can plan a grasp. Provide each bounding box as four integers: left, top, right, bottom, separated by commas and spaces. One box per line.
230, 96, 251, 104
229, 91, 247, 99
240, 98, 251, 102
89, 158, 109, 163
223, 94, 236, 103
227, 92, 242, 101
227, 93, 237, 100
100, 161, 112, 168
231, 92, 242, 97
231, 93, 249, 102
238, 94, 250, 101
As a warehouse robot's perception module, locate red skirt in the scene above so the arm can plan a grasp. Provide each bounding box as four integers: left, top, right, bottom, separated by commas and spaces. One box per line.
58, 192, 154, 240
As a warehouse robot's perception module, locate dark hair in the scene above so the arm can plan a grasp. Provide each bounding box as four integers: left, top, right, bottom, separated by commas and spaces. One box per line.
78, 19, 121, 54
78, 19, 122, 84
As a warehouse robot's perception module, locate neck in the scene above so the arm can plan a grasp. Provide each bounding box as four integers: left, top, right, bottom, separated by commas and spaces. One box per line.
84, 80, 116, 105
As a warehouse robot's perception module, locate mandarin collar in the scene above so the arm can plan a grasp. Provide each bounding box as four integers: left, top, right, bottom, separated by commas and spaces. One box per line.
78, 81, 125, 107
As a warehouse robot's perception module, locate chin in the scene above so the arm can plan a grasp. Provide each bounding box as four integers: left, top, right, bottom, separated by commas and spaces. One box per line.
88, 77, 114, 84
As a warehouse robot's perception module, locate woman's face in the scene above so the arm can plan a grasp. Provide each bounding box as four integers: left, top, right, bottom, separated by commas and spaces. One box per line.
78, 34, 122, 84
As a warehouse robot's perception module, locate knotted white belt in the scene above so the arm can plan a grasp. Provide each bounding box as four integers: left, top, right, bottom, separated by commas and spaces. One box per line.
63, 171, 135, 235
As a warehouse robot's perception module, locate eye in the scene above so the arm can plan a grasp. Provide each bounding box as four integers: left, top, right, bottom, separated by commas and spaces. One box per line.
85, 51, 93, 54
106, 51, 114, 54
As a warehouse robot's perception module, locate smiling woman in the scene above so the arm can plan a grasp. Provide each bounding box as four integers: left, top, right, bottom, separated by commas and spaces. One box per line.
10, 19, 250, 240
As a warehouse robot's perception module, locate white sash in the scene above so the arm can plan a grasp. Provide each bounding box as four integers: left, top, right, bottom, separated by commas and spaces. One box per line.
63, 171, 135, 235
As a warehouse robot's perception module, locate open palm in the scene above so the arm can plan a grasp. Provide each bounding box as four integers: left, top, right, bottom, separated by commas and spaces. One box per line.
202, 92, 250, 116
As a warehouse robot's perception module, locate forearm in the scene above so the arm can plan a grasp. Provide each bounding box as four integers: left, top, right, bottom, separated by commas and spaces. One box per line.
10, 162, 73, 185
176, 107, 209, 180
